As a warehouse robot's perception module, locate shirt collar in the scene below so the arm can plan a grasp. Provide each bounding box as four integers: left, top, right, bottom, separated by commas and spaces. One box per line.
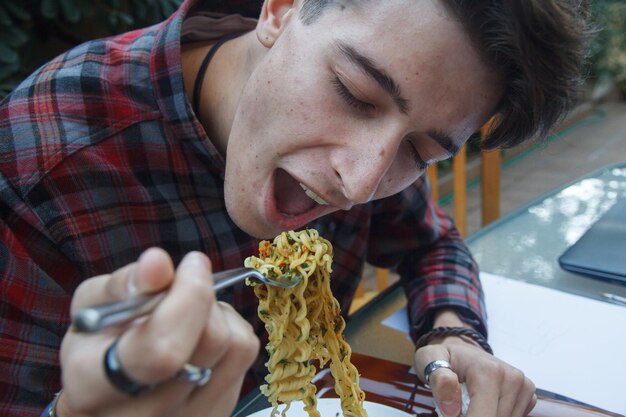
149, 0, 226, 171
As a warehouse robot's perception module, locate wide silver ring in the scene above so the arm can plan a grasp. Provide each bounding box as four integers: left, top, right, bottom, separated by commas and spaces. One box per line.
423, 359, 452, 386
104, 338, 156, 396
176, 363, 212, 386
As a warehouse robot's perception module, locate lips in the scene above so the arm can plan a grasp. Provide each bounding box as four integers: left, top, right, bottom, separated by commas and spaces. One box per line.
265, 169, 336, 231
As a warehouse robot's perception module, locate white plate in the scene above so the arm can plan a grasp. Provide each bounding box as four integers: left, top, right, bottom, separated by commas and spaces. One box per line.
245, 398, 413, 417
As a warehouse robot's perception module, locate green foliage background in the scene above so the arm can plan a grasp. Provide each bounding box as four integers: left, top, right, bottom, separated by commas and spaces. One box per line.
589, 0, 626, 90
1, 0, 625, 102
0, 0, 182, 99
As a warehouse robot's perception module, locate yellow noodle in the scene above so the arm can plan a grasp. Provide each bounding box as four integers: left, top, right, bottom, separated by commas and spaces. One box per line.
245, 229, 368, 417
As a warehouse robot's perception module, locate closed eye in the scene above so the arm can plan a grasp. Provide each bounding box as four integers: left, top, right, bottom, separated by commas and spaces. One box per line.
407, 142, 428, 171
332, 77, 375, 112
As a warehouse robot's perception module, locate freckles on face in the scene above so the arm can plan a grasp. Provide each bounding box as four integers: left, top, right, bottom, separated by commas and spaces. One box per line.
295, 100, 313, 122
222, 0, 503, 236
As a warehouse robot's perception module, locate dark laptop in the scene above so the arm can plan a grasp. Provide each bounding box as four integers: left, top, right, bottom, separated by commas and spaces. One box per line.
558, 198, 626, 285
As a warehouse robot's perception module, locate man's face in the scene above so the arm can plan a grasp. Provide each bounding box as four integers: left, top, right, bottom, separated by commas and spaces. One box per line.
224, 0, 502, 239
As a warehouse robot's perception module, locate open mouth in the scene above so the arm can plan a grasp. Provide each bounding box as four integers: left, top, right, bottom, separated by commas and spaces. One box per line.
274, 169, 328, 217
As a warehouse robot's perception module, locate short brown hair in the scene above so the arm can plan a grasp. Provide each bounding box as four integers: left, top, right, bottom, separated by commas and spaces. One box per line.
299, 0, 592, 149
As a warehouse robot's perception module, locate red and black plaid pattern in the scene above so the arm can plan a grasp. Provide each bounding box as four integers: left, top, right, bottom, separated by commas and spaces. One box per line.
0, 1, 485, 415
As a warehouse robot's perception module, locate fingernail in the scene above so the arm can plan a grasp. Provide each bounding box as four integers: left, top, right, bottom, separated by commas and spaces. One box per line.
440, 400, 461, 417
129, 249, 153, 295
181, 252, 209, 269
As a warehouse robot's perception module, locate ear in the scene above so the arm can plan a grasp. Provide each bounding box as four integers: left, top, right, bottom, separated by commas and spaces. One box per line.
256, 0, 297, 48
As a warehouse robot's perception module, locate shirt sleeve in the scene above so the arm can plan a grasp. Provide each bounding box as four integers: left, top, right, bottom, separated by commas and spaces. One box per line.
367, 176, 487, 343
0, 179, 70, 416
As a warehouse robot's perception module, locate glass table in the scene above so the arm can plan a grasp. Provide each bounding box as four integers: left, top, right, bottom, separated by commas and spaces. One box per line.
345, 162, 626, 363
470, 162, 626, 299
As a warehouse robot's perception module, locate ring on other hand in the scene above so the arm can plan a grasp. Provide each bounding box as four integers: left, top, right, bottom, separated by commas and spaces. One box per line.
423, 359, 453, 387
176, 363, 212, 386
104, 338, 157, 396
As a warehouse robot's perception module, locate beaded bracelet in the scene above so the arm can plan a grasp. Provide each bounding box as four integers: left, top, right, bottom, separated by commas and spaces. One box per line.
415, 326, 494, 355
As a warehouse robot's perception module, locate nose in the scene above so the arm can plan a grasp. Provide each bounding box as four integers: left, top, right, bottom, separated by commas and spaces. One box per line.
332, 125, 402, 205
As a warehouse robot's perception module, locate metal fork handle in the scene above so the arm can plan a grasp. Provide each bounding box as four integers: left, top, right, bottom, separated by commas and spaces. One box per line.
72, 267, 259, 333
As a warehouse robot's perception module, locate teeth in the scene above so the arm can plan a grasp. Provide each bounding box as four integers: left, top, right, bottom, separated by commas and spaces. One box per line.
299, 183, 328, 205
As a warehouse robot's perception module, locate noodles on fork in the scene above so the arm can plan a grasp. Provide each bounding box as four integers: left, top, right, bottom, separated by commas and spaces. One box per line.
245, 229, 368, 417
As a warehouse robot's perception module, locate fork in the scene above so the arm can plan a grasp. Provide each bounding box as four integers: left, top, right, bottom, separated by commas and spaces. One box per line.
72, 267, 301, 333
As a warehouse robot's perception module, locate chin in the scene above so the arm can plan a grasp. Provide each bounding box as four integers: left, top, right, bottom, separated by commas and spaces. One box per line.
243, 223, 282, 240
226, 206, 280, 240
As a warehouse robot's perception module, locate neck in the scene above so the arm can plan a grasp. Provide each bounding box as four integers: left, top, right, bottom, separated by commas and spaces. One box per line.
181, 31, 263, 156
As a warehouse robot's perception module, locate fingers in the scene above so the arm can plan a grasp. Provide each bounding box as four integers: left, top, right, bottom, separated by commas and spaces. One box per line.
187, 302, 257, 369
184, 301, 234, 370
62, 250, 221, 414
71, 247, 174, 313
523, 393, 538, 416
415, 345, 464, 417
463, 370, 499, 417
505, 374, 536, 417
149, 301, 259, 417
432, 373, 464, 417
415, 340, 537, 417
462, 358, 535, 417
186, 302, 260, 417
119, 252, 217, 383
108, 251, 259, 416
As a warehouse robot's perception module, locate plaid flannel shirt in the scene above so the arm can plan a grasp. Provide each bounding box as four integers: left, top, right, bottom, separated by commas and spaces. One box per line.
0, 1, 486, 415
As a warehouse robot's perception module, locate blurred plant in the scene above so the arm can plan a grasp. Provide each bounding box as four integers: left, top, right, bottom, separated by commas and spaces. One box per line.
589, 0, 626, 95
0, 0, 182, 99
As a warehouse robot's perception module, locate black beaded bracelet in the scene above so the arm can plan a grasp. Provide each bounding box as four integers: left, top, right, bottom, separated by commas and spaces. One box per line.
415, 326, 494, 355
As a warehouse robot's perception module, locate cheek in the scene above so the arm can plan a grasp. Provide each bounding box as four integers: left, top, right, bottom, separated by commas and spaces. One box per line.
376, 158, 422, 199
238, 79, 305, 141
237, 78, 278, 128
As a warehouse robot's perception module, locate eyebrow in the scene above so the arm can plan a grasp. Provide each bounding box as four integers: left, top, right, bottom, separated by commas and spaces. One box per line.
335, 40, 409, 115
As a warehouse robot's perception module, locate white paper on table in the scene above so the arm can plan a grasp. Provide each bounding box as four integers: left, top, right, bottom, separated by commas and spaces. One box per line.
381, 305, 409, 332
381, 272, 626, 415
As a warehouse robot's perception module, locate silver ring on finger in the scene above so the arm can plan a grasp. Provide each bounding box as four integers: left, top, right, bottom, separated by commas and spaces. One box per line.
176, 363, 212, 387
104, 338, 157, 396
423, 359, 452, 388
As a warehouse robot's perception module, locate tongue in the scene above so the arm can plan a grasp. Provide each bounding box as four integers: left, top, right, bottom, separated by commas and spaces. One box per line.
274, 169, 316, 216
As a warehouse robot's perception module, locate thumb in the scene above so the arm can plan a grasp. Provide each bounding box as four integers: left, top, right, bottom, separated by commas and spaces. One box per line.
430, 368, 463, 417
415, 347, 463, 417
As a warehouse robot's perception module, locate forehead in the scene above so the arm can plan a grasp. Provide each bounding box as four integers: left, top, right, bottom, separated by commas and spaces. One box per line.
304, 0, 479, 78
296, 0, 501, 142
302, 0, 461, 42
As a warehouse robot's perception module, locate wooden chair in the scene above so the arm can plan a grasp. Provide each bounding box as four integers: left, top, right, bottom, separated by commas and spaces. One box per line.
350, 118, 501, 313
429, 118, 502, 237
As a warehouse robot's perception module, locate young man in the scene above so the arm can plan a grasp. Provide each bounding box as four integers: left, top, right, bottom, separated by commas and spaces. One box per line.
0, 0, 589, 416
